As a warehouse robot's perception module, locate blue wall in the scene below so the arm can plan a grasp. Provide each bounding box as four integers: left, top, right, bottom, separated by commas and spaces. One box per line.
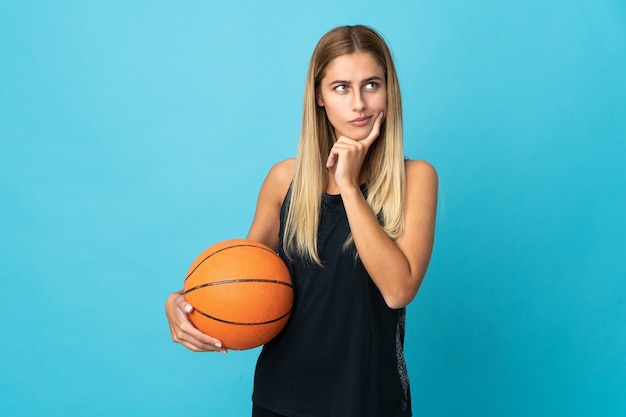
1, 1, 624, 416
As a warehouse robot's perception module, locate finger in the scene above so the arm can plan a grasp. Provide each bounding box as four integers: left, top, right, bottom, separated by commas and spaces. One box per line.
175, 293, 192, 312
174, 302, 226, 350
361, 112, 384, 147
181, 317, 225, 348
175, 323, 227, 352
185, 338, 228, 353
326, 149, 338, 168
181, 337, 228, 353
326, 139, 361, 168
326, 141, 355, 168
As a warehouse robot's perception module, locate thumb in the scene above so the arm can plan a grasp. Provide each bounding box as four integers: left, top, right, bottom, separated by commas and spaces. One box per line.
361, 112, 384, 148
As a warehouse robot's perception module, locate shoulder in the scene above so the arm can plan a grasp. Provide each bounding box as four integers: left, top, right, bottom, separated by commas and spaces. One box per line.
266, 158, 296, 189
404, 159, 438, 210
405, 159, 438, 186
261, 158, 296, 204
248, 159, 296, 249
402, 160, 438, 235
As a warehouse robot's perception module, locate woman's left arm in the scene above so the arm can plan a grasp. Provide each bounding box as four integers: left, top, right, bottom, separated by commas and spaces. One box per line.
341, 160, 438, 309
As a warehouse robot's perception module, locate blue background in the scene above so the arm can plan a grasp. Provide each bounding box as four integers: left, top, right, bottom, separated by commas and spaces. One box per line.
1, 1, 625, 416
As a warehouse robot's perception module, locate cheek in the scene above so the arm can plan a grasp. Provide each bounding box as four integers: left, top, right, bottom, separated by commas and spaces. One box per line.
373, 94, 387, 112
324, 110, 342, 133
321, 98, 343, 122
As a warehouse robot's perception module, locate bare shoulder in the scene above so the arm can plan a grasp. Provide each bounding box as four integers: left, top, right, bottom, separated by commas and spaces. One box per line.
266, 158, 296, 192
405, 159, 438, 189
401, 159, 437, 243
261, 158, 296, 206
268, 158, 296, 181
248, 158, 296, 249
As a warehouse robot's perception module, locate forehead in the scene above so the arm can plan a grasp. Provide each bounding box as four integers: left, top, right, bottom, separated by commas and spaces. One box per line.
323, 52, 385, 80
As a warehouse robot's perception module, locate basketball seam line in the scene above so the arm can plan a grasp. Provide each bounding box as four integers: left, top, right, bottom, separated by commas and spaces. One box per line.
193, 308, 292, 326
184, 278, 293, 295
184, 244, 279, 282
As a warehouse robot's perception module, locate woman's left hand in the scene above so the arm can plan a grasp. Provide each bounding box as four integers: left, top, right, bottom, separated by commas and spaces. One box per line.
326, 112, 384, 192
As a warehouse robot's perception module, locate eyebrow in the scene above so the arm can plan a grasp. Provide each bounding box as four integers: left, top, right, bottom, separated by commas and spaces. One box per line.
328, 75, 384, 86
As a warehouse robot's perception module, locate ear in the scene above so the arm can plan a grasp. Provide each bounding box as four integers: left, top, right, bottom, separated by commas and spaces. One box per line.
316, 92, 324, 107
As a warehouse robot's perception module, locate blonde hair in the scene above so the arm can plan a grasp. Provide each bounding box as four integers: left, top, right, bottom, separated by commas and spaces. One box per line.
284, 25, 406, 264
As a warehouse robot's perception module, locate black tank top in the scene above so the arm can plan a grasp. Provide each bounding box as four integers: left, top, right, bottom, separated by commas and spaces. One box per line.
253, 185, 412, 417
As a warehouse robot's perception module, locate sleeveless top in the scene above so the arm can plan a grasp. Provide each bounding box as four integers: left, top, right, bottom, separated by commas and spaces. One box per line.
252, 184, 412, 417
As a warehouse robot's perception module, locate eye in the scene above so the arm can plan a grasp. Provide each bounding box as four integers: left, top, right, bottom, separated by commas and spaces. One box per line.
334, 84, 348, 92
364, 81, 379, 91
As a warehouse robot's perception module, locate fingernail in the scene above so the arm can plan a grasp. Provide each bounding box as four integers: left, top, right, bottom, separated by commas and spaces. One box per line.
215, 342, 222, 348
379, 112, 384, 118
184, 304, 193, 313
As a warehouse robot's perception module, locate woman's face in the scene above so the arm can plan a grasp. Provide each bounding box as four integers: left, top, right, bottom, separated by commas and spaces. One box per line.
317, 52, 387, 141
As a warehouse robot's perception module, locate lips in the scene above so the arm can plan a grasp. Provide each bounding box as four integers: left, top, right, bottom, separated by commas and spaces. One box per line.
349, 116, 372, 127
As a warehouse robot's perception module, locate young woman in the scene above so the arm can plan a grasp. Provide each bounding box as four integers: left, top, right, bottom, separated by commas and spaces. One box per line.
165, 25, 438, 417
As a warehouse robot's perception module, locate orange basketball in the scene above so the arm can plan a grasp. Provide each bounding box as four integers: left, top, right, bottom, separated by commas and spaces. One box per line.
183, 239, 293, 350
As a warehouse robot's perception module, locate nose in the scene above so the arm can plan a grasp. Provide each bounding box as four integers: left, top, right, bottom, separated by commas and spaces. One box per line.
351, 90, 367, 112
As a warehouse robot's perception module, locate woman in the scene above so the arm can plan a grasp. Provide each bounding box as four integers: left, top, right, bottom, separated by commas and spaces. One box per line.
165, 25, 438, 417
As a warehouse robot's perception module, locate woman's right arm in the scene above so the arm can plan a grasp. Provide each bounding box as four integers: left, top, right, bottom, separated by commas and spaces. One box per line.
246, 158, 295, 250
165, 290, 228, 353
165, 159, 294, 353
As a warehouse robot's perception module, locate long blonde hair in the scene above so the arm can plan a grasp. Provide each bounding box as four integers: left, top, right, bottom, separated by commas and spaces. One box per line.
284, 25, 406, 264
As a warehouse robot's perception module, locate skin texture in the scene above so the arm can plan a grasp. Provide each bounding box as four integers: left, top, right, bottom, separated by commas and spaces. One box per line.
165, 52, 438, 352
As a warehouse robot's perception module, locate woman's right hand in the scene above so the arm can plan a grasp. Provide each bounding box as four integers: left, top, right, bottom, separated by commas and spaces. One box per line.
165, 291, 228, 353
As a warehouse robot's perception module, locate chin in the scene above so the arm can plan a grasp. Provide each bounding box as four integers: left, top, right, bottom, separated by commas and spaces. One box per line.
353, 128, 373, 141
336, 127, 371, 141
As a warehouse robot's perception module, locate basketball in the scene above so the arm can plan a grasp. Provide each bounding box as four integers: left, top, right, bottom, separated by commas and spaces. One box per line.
183, 239, 293, 350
